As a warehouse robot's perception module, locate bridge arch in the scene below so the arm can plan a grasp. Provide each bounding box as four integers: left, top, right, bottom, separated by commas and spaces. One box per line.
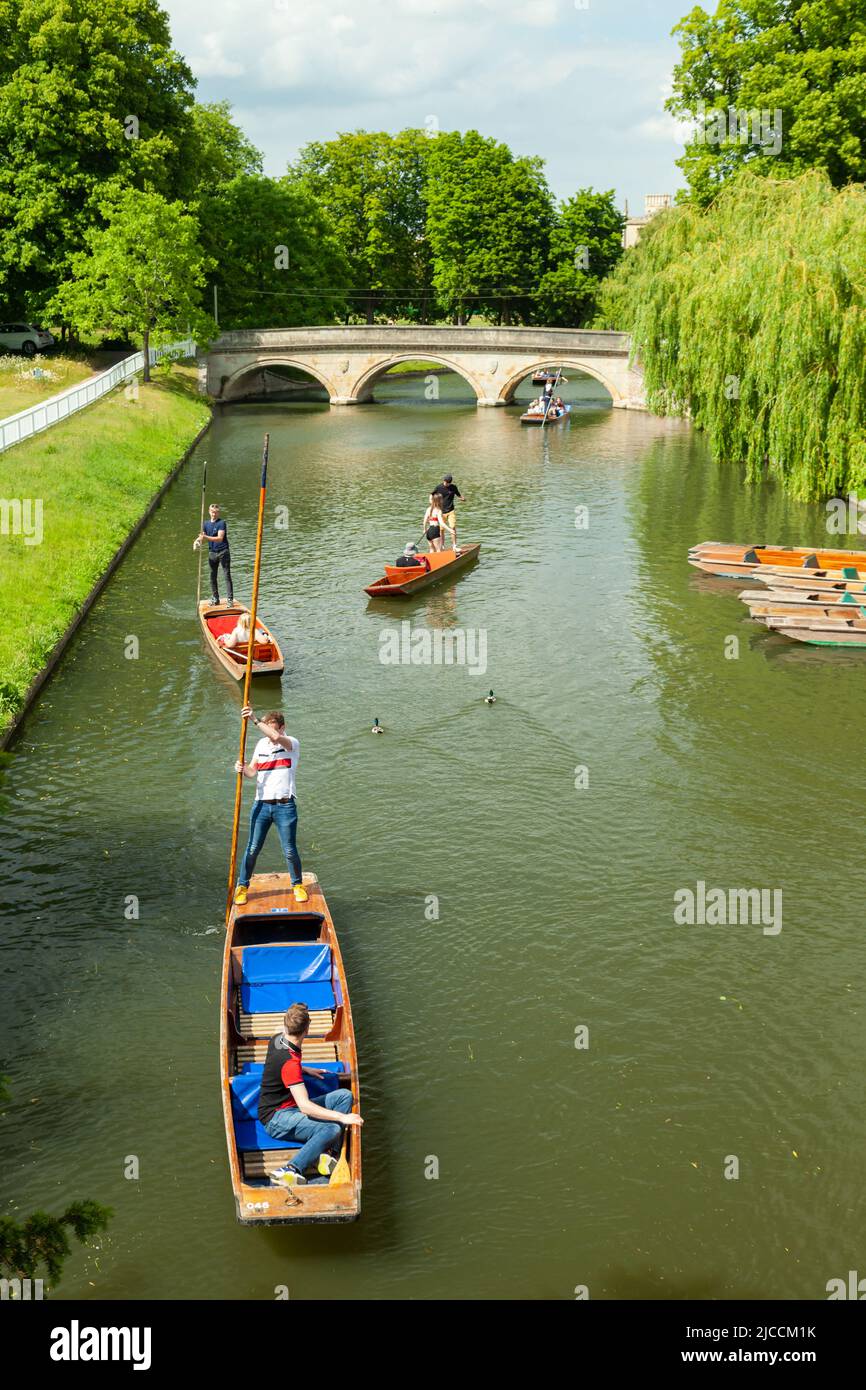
498, 358, 620, 405
352, 354, 484, 403
219, 357, 333, 402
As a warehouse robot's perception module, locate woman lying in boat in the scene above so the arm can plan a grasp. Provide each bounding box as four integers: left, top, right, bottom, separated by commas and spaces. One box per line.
219, 611, 268, 651
260, 1002, 363, 1188
423, 493, 455, 553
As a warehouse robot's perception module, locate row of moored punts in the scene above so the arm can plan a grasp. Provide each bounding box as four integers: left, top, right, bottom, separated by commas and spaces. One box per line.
690, 541, 866, 646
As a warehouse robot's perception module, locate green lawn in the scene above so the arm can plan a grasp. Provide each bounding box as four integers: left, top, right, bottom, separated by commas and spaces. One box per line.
0, 363, 209, 730
0, 353, 99, 419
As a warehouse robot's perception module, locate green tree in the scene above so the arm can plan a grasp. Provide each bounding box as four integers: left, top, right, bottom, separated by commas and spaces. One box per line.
289, 130, 434, 323
182, 101, 263, 195
667, 0, 866, 204
0, 0, 196, 316
599, 170, 866, 500
50, 189, 212, 378
200, 175, 350, 329
425, 131, 553, 324
536, 189, 624, 326
0, 1202, 112, 1286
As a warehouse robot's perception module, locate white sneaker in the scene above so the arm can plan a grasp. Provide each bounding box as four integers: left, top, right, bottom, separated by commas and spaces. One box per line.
271, 1165, 306, 1187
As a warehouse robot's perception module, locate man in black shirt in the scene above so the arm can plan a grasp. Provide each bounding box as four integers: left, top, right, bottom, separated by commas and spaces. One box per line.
197, 503, 234, 605
430, 474, 464, 550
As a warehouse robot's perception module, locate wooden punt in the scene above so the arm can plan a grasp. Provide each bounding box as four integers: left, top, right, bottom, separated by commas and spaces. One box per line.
746, 569, 866, 593
759, 614, 866, 647
688, 541, 866, 580
198, 600, 284, 680
364, 542, 481, 597
220, 870, 361, 1225
739, 588, 866, 621
531, 370, 557, 385
520, 403, 571, 425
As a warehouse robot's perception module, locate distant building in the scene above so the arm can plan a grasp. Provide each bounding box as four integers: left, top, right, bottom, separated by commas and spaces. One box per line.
622, 194, 673, 249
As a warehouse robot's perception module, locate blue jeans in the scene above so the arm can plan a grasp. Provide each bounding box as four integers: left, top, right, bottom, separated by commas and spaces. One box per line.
264, 1088, 353, 1173
239, 798, 301, 887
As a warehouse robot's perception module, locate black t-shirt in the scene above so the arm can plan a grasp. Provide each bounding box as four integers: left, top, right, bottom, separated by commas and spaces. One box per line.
203, 518, 229, 553
258, 1034, 303, 1125
395, 555, 424, 567
433, 482, 460, 512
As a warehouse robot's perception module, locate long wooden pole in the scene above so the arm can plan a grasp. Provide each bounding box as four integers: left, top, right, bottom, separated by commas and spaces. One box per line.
196, 458, 207, 605
541, 365, 563, 427
225, 433, 270, 921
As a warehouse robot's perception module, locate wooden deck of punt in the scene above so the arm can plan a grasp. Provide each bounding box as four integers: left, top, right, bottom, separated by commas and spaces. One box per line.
364, 542, 481, 597
198, 600, 284, 680
688, 541, 866, 580
220, 871, 361, 1225
760, 615, 866, 647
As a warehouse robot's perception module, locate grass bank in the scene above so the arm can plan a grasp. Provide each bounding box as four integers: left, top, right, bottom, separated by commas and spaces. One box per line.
0, 362, 210, 731
0, 353, 98, 418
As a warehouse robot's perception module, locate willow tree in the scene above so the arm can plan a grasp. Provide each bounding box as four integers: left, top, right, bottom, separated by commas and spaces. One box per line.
599, 171, 866, 501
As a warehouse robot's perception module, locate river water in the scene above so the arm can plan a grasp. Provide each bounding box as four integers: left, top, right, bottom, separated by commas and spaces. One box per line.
1, 370, 862, 1301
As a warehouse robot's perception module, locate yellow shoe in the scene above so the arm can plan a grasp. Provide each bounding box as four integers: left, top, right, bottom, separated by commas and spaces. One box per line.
317, 1153, 338, 1177
292, 882, 309, 904
234, 884, 248, 906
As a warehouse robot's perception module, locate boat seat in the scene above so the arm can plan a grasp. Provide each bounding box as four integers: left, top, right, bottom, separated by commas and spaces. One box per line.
230, 1067, 349, 1151
236, 1039, 338, 1069
240, 944, 335, 1013
242, 1149, 302, 1180
236, 993, 333, 1038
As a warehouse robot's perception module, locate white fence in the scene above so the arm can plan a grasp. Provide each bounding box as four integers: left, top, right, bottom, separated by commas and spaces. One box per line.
0, 338, 197, 453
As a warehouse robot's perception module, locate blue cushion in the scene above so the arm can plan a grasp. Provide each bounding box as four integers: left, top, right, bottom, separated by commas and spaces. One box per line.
239, 980, 335, 1013
230, 1068, 348, 1152
242, 944, 332, 985
238, 1060, 345, 1076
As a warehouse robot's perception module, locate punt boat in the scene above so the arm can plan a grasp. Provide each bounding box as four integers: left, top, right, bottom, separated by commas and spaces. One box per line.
688, 541, 866, 580
739, 588, 866, 621
198, 600, 284, 680
220, 871, 361, 1224
364, 542, 481, 597
758, 613, 866, 647
520, 402, 571, 425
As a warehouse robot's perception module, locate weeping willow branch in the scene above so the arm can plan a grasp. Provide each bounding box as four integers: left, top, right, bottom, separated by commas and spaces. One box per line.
598, 171, 866, 502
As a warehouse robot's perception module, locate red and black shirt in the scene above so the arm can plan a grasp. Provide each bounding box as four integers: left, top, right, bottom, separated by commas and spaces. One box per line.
258, 1034, 304, 1124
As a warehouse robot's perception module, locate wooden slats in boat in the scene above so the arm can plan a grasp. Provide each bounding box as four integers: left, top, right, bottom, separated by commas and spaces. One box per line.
220, 871, 361, 1225
364, 542, 481, 597
198, 600, 284, 680
688, 541, 866, 580
236, 993, 333, 1039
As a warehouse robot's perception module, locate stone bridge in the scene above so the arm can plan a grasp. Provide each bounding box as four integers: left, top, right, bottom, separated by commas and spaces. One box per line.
206, 325, 645, 409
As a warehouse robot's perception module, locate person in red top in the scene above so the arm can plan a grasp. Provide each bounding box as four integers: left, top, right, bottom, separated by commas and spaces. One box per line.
258, 1003, 363, 1186
233, 706, 307, 906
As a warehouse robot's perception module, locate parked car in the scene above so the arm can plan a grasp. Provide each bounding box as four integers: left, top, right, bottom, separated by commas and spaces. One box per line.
0, 322, 55, 357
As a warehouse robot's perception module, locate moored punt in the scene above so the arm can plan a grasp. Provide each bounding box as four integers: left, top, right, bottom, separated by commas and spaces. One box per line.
364, 542, 481, 597
739, 588, 866, 621
520, 403, 571, 425
746, 568, 866, 592
198, 600, 284, 680
759, 614, 866, 647
220, 871, 361, 1225
688, 541, 866, 579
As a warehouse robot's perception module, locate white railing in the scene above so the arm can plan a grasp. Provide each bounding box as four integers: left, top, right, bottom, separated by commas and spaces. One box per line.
0, 338, 197, 453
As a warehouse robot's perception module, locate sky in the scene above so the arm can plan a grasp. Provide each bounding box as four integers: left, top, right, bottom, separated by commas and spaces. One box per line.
163, 0, 695, 214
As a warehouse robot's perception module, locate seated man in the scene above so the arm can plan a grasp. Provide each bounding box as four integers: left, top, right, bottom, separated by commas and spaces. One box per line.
259, 1003, 363, 1187
394, 543, 429, 569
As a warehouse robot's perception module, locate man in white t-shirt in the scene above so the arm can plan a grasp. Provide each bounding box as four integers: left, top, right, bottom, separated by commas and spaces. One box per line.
233, 706, 308, 906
